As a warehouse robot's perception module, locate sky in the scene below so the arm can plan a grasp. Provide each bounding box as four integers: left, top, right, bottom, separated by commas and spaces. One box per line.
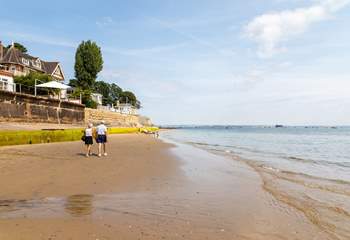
1, 0, 350, 125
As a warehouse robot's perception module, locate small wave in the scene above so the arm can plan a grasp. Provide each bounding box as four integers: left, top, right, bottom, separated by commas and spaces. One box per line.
261, 179, 350, 240
186, 141, 276, 157
261, 165, 280, 173
185, 141, 220, 147
185, 140, 350, 187
279, 170, 350, 187
286, 156, 350, 168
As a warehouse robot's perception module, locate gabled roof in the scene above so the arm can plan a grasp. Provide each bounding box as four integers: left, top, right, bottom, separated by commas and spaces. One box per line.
0, 45, 64, 79
42, 61, 59, 75
2, 46, 21, 64
1, 46, 45, 72
3, 46, 33, 61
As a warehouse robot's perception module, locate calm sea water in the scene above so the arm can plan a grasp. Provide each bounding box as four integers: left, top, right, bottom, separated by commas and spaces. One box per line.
161, 126, 350, 238
161, 126, 350, 182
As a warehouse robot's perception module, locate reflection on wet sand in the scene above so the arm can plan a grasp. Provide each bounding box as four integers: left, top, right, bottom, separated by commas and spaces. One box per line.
0, 199, 32, 213
64, 194, 94, 217
0, 194, 94, 218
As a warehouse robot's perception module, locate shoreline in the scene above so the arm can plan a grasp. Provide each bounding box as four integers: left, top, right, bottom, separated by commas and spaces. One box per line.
177, 137, 350, 240
0, 134, 335, 239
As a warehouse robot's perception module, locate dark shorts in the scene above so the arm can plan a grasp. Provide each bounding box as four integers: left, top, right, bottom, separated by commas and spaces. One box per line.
85, 136, 93, 145
96, 134, 107, 143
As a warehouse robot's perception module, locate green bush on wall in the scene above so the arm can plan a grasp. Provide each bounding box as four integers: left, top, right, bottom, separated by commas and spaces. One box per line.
0, 127, 159, 147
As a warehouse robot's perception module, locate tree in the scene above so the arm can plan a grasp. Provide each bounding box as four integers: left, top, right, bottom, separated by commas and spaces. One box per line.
119, 91, 141, 109
94, 81, 113, 105
94, 81, 123, 106
74, 40, 103, 90
68, 78, 79, 88
110, 83, 123, 103
7, 42, 28, 53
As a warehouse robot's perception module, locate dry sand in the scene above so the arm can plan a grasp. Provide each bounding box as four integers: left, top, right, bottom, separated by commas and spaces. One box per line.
0, 134, 334, 239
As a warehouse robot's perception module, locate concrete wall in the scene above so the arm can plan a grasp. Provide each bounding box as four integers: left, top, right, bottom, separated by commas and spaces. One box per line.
85, 108, 153, 127
0, 90, 85, 124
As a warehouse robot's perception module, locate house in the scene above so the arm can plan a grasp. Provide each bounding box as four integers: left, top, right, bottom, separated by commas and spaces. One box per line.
116, 103, 138, 115
91, 93, 103, 106
0, 41, 65, 81
0, 70, 14, 92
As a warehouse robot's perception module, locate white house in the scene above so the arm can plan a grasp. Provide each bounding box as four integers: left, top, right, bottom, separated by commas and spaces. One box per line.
0, 70, 15, 92
91, 93, 103, 106
116, 103, 138, 115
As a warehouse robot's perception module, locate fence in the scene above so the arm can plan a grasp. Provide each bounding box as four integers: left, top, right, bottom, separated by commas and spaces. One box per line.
1, 81, 137, 116
0, 81, 81, 103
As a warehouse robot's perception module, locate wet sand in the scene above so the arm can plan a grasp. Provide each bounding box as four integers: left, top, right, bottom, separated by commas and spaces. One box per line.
0, 134, 335, 239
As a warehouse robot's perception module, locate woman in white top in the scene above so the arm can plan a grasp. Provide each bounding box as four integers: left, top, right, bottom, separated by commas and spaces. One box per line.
84, 123, 94, 157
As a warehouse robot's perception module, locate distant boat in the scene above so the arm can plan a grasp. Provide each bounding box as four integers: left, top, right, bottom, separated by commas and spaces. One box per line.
275, 125, 284, 128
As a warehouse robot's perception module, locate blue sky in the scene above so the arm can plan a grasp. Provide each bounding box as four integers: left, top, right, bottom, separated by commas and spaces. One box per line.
1, 0, 350, 125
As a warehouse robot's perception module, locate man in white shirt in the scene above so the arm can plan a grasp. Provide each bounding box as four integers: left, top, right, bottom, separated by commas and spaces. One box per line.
96, 120, 108, 157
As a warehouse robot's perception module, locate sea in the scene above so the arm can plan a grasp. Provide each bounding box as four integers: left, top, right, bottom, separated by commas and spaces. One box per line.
160, 126, 350, 238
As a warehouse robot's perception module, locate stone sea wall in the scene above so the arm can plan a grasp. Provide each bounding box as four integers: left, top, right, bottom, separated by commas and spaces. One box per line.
0, 90, 85, 124
0, 91, 153, 127
84, 108, 153, 127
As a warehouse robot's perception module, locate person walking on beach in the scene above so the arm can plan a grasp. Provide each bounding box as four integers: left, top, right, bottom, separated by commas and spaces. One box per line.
96, 120, 108, 157
84, 123, 94, 157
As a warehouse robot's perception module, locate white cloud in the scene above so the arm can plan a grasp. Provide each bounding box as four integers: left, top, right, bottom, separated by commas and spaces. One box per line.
96, 17, 114, 27
244, 0, 350, 57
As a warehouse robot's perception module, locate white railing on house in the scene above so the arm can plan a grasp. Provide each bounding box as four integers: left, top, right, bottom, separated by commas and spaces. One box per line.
97, 104, 138, 115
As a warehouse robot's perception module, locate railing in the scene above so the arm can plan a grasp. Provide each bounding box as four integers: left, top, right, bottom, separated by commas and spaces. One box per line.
97, 105, 138, 115
0, 82, 81, 104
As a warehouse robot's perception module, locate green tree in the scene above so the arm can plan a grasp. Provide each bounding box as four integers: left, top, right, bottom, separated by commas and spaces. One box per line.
94, 81, 123, 106
119, 91, 141, 109
110, 83, 123, 103
74, 40, 103, 90
94, 81, 112, 105
6, 42, 28, 53
69, 88, 98, 109
68, 78, 79, 88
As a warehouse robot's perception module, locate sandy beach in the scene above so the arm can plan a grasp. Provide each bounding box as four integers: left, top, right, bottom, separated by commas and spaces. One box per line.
0, 134, 335, 239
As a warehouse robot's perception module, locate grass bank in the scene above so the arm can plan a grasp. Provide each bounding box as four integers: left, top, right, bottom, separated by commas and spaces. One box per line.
0, 127, 159, 147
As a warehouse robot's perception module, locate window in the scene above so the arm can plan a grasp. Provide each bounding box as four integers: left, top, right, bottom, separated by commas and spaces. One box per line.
0, 78, 8, 90
22, 58, 29, 65
32, 59, 41, 69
